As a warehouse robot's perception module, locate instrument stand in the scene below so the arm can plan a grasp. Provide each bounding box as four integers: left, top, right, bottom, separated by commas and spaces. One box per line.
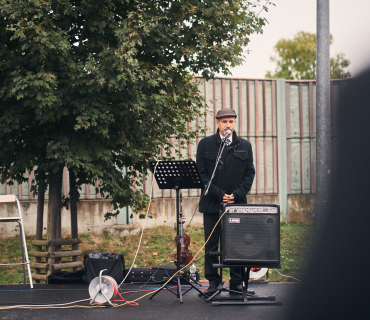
148, 160, 207, 303
150, 260, 206, 302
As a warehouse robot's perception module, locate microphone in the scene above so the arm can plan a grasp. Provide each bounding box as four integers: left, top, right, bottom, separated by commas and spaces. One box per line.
224, 130, 232, 139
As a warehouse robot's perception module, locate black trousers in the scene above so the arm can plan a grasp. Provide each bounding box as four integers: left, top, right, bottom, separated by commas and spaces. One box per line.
203, 212, 241, 284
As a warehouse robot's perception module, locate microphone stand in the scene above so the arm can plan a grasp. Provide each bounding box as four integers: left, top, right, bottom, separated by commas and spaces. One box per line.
204, 134, 229, 197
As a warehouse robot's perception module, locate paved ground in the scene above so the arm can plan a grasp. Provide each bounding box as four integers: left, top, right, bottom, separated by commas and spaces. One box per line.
0, 282, 299, 320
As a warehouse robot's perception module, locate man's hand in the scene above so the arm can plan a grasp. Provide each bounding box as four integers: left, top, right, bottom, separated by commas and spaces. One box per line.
221, 194, 234, 204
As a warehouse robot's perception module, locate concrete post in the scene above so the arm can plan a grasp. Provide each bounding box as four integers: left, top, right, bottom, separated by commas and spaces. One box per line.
316, 0, 331, 232
276, 79, 288, 220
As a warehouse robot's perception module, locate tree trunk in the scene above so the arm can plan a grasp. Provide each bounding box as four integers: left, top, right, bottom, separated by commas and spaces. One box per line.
34, 184, 45, 282
69, 169, 79, 271
47, 171, 63, 240
36, 188, 45, 241
47, 168, 63, 272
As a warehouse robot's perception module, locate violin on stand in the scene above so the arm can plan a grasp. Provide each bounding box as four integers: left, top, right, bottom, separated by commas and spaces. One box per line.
174, 191, 194, 266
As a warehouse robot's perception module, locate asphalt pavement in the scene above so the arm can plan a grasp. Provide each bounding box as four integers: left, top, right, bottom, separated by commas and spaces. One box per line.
0, 282, 299, 320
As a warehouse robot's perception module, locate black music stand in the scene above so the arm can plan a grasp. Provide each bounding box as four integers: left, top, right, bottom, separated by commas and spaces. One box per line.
148, 160, 207, 303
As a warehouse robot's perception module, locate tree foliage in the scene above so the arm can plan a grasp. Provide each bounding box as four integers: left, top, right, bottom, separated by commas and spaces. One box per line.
0, 0, 271, 221
265, 31, 351, 80
330, 53, 351, 79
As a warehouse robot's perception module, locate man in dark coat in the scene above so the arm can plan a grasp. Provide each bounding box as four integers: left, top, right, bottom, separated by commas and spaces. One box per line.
196, 108, 255, 296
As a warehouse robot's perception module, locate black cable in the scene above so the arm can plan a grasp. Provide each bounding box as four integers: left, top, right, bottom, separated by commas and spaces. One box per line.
193, 243, 218, 264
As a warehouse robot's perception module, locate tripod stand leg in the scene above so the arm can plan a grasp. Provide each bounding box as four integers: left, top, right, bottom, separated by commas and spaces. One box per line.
176, 275, 183, 303
149, 286, 162, 300
206, 289, 221, 302
180, 274, 208, 298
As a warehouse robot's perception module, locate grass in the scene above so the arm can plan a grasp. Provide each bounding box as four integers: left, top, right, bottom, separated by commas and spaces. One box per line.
272, 222, 314, 281
0, 222, 314, 284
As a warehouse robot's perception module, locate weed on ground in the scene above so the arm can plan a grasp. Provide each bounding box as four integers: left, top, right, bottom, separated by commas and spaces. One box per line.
0, 223, 314, 284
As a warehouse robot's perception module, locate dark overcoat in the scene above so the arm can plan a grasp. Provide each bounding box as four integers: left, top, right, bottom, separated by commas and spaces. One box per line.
196, 129, 255, 214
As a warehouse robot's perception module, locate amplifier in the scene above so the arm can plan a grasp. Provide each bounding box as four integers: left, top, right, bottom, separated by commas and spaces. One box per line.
222, 204, 280, 267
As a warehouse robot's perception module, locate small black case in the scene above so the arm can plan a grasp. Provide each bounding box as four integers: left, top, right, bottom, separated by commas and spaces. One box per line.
83, 251, 125, 284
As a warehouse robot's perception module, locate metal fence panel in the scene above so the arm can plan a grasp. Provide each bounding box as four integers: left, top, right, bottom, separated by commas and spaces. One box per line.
0, 78, 348, 201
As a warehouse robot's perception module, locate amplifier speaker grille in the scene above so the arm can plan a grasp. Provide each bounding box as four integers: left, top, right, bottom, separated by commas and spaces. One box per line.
222, 205, 280, 267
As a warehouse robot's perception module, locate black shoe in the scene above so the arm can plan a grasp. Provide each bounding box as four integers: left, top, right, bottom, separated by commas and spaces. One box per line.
229, 283, 243, 293
203, 280, 221, 297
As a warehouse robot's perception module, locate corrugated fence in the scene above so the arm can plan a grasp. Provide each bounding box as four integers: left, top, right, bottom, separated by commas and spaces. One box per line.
0, 78, 347, 220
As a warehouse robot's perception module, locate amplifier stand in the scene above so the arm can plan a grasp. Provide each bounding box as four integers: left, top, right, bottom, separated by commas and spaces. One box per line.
208, 265, 283, 306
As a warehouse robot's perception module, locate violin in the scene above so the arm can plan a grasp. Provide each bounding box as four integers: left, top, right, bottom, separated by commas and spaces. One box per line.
174, 192, 194, 266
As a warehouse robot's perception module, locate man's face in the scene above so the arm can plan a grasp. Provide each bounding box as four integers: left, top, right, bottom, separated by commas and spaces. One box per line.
216, 117, 236, 136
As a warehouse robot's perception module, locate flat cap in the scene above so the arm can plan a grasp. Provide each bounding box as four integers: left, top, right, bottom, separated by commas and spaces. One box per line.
215, 108, 237, 119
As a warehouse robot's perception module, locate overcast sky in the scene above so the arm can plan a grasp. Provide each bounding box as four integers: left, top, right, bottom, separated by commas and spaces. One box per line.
217, 0, 370, 79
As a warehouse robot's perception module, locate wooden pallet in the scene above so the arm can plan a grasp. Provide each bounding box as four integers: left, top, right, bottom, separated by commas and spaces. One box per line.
30, 238, 82, 282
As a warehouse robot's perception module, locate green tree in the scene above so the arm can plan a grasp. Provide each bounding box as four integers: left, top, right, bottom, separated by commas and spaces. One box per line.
0, 0, 271, 240
265, 31, 351, 80
330, 52, 351, 79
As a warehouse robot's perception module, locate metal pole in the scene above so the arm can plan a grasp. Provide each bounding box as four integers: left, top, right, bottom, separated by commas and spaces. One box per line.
316, 0, 331, 233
